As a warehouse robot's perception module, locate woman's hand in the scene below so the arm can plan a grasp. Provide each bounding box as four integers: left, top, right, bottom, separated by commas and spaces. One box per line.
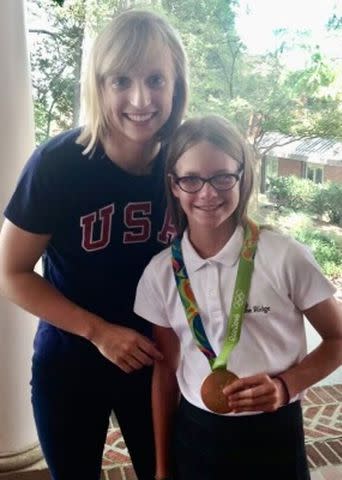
222, 373, 288, 413
0, 220, 163, 374
91, 322, 164, 373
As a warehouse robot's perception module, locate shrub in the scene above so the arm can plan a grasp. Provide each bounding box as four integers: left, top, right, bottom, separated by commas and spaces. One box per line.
322, 183, 342, 225
268, 176, 342, 226
311, 182, 342, 226
267, 176, 316, 212
309, 184, 328, 217
292, 227, 342, 279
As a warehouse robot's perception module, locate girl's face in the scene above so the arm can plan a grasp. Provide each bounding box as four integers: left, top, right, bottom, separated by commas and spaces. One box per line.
171, 141, 241, 235
102, 46, 175, 147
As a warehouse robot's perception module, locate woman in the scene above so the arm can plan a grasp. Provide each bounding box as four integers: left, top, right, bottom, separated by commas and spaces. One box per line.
0, 9, 188, 480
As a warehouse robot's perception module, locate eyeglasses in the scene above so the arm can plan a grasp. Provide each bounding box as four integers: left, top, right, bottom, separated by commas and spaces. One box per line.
172, 170, 243, 193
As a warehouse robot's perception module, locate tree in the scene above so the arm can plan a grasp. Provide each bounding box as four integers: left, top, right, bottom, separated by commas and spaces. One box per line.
235, 44, 342, 191
29, 0, 342, 194
161, 0, 243, 118
28, 0, 87, 142
328, 13, 342, 30
159, 1, 342, 193
160, 2, 342, 141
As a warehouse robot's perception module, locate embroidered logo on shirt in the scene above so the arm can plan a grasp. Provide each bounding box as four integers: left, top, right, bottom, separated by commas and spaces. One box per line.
245, 303, 270, 314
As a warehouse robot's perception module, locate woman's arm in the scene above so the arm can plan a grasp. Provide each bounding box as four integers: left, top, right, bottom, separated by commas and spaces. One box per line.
223, 296, 342, 412
152, 325, 180, 479
0, 219, 162, 372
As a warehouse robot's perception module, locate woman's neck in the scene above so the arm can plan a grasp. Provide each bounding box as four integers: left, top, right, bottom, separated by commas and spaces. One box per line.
103, 135, 160, 175
188, 220, 237, 259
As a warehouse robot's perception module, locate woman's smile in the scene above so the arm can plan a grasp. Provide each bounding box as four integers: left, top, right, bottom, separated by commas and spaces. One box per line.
122, 111, 158, 123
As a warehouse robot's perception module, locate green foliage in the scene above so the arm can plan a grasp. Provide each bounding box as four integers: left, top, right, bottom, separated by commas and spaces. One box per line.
267, 176, 316, 211
324, 183, 342, 225
267, 176, 342, 226
328, 14, 342, 30
29, 0, 88, 143
258, 209, 342, 280
161, 0, 242, 120
282, 53, 342, 139
293, 227, 342, 279
28, 0, 342, 158
252, 48, 342, 141
311, 183, 342, 225
309, 184, 327, 217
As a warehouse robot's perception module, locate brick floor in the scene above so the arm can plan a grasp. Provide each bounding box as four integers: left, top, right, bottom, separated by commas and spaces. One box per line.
102, 384, 342, 479
303, 385, 342, 470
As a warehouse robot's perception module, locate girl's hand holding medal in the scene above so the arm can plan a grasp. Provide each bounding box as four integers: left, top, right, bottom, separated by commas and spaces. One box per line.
222, 373, 290, 413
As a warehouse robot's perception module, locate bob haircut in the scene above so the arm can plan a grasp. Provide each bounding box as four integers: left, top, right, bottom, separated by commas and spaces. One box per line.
166, 115, 255, 235
77, 9, 188, 155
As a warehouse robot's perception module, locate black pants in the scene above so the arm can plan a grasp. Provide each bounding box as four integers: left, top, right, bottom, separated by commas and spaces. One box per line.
31, 349, 155, 480
173, 397, 311, 480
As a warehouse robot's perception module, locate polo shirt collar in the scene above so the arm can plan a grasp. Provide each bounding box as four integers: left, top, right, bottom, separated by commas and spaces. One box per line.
181, 225, 244, 273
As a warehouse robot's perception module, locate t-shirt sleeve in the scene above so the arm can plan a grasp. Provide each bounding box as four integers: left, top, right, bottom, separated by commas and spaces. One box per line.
134, 258, 171, 328
4, 146, 64, 234
284, 238, 336, 311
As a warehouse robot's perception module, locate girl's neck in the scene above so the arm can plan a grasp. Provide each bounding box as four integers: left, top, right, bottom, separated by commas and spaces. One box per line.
188, 220, 237, 259
103, 135, 160, 175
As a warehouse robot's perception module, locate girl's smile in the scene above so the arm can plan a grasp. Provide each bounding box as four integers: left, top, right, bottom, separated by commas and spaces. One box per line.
195, 203, 224, 210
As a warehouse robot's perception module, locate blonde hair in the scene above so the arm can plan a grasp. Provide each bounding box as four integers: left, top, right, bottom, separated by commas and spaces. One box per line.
77, 9, 188, 154
166, 115, 255, 235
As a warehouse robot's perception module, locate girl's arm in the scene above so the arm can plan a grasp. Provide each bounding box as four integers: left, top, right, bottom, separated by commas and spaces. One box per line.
278, 296, 342, 397
152, 324, 180, 479
0, 219, 162, 372
223, 296, 342, 412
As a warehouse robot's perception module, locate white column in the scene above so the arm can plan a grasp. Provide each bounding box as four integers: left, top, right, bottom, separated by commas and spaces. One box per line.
0, 0, 41, 471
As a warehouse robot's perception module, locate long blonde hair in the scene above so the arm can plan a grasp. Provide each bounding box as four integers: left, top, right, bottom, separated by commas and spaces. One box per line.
77, 9, 188, 155
166, 115, 255, 235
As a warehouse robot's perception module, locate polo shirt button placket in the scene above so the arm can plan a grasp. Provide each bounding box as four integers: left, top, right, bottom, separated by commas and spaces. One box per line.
207, 263, 220, 310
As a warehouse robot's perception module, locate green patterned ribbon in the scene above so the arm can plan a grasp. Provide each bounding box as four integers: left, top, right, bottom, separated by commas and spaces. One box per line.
171, 219, 259, 371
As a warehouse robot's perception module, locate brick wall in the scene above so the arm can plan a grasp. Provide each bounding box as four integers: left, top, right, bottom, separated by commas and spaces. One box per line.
324, 165, 342, 184
278, 158, 303, 177
278, 159, 342, 184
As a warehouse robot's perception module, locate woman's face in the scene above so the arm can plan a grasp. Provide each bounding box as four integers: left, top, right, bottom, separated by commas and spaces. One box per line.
171, 141, 241, 236
102, 45, 175, 147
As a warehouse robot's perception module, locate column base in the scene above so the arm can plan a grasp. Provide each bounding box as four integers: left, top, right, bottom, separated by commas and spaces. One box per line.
0, 443, 43, 473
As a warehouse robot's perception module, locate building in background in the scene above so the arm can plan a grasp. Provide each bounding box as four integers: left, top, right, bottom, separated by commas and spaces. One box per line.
261, 133, 342, 189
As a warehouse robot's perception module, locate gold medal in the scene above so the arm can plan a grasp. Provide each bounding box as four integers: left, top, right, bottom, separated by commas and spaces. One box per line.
200, 369, 239, 414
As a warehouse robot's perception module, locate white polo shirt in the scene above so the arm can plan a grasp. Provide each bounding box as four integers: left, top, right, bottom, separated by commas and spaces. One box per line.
134, 226, 335, 414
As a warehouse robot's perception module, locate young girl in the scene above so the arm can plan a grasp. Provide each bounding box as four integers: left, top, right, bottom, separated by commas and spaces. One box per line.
0, 9, 188, 480
134, 115, 342, 480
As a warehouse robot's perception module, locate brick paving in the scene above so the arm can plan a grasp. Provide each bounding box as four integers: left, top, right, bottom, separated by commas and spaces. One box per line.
303, 384, 342, 471
101, 384, 342, 479
101, 418, 135, 480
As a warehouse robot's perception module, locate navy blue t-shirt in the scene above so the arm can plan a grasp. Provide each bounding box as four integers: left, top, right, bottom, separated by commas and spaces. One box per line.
4, 129, 175, 359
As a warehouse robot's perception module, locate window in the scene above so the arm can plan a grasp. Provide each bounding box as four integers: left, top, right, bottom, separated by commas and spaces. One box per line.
306, 163, 323, 184
265, 156, 278, 191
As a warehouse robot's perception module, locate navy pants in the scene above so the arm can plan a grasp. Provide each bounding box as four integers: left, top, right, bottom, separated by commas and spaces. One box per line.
31, 348, 155, 480
173, 397, 311, 480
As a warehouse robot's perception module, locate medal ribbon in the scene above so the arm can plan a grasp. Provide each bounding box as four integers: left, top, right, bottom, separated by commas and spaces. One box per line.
171, 219, 259, 371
